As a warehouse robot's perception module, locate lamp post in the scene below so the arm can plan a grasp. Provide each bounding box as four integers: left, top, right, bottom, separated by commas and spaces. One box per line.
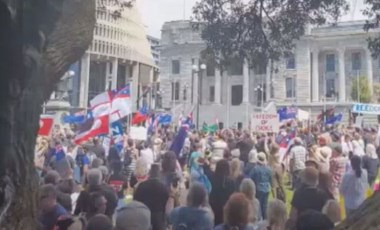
254, 85, 263, 109
192, 63, 206, 129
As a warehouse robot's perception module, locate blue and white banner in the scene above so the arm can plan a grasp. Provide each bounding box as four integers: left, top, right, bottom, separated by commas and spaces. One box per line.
352, 103, 380, 115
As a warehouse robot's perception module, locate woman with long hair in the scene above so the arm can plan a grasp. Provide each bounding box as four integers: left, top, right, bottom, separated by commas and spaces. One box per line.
239, 178, 262, 223
230, 158, 244, 191
340, 155, 369, 216
267, 144, 286, 203
206, 159, 235, 226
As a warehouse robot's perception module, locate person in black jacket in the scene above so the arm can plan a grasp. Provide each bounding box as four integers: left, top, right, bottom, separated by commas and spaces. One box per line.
204, 159, 235, 226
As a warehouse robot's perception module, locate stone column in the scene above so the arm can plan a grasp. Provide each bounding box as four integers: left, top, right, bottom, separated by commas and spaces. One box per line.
338, 47, 346, 102
131, 62, 139, 111
312, 49, 320, 102
265, 61, 271, 101
215, 68, 221, 104
79, 53, 90, 108
243, 60, 250, 103
111, 58, 118, 89
366, 49, 374, 94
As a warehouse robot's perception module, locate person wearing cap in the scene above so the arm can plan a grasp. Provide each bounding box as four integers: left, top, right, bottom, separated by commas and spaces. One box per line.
289, 137, 307, 190
249, 152, 272, 219
329, 144, 348, 201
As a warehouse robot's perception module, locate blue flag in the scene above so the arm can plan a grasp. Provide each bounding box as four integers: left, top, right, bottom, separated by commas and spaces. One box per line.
158, 114, 172, 125
325, 113, 343, 125
170, 127, 188, 157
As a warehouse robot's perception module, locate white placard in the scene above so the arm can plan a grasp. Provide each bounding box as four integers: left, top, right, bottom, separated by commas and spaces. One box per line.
130, 126, 148, 140
352, 103, 380, 115
251, 113, 280, 133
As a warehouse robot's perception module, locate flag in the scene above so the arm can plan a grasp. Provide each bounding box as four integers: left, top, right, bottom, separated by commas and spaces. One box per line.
158, 114, 172, 125
132, 106, 148, 125
110, 84, 132, 122
317, 108, 335, 121
170, 127, 188, 157
110, 121, 124, 144
325, 113, 343, 125
90, 92, 111, 118
38, 115, 54, 136
278, 107, 296, 121
201, 122, 218, 133
74, 115, 109, 144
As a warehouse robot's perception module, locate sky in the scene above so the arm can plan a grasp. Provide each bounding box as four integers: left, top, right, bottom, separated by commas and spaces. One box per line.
138, 0, 368, 38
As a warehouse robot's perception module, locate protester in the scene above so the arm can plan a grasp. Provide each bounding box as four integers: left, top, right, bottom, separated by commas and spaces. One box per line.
363, 143, 380, 185
249, 152, 272, 219
140, 141, 155, 170
87, 214, 113, 230
288, 167, 329, 228
237, 131, 255, 164
160, 151, 181, 188
212, 133, 228, 162
230, 158, 244, 191
254, 199, 287, 230
289, 137, 307, 190
206, 159, 235, 226
322, 199, 341, 225
169, 182, 214, 230
268, 144, 286, 203
352, 140, 365, 157
131, 157, 149, 189
115, 201, 152, 230
134, 163, 169, 230
296, 210, 334, 230
86, 192, 108, 220
243, 149, 257, 176
39, 184, 68, 230
329, 144, 347, 200
340, 155, 369, 216
239, 178, 262, 223
189, 148, 212, 193
75, 146, 90, 183
214, 193, 255, 230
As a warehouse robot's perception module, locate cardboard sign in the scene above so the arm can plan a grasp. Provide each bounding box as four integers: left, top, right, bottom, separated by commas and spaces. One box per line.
352, 103, 380, 115
130, 126, 148, 140
251, 113, 280, 133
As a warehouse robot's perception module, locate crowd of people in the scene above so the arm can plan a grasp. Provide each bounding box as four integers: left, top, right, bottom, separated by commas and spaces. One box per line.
34, 123, 380, 230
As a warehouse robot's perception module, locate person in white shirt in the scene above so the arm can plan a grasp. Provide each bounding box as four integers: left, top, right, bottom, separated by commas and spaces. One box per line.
341, 134, 353, 157
352, 140, 365, 157
140, 142, 155, 170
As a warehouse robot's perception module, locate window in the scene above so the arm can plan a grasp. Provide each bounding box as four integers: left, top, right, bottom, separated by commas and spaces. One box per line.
227, 58, 243, 76
286, 78, 295, 98
326, 54, 335, 72
285, 53, 296, 69
209, 86, 215, 102
183, 87, 187, 101
175, 82, 180, 100
352, 52, 361, 71
172, 60, 180, 74
231, 85, 243, 105
326, 79, 336, 98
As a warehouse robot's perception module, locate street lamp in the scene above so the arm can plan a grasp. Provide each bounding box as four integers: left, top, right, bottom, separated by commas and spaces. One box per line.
254, 85, 263, 108
192, 63, 206, 129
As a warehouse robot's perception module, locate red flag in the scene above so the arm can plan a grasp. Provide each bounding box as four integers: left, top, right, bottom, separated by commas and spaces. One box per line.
74, 115, 109, 144
38, 115, 54, 136
132, 112, 148, 125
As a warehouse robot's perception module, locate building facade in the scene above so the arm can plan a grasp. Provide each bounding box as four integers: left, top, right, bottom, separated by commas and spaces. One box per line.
68, 2, 156, 112
147, 35, 161, 66
159, 20, 380, 128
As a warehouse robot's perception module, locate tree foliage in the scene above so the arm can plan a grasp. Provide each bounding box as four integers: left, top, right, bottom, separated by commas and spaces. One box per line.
364, 0, 380, 58
351, 76, 372, 103
192, 0, 348, 67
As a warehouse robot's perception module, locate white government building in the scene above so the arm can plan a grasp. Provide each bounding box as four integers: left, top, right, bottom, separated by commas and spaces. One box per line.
159, 20, 380, 128
64, 2, 157, 112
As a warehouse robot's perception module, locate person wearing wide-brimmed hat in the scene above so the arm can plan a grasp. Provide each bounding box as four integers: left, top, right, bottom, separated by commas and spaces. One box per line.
249, 152, 272, 219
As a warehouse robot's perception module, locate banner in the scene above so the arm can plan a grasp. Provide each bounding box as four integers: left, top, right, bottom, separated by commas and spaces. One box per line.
251, 113, 280, 133
352, 103, 380, 115
130, 126, 148, 140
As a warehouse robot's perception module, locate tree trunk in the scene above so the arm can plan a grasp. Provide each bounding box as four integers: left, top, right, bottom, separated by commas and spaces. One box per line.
0, 0, 95, 228
336, 191, 380, 229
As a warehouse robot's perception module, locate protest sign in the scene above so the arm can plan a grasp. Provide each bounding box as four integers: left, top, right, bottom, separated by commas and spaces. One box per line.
130, 126, 148, 140
251, 113, 280, 133
352, 103, 380, 115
